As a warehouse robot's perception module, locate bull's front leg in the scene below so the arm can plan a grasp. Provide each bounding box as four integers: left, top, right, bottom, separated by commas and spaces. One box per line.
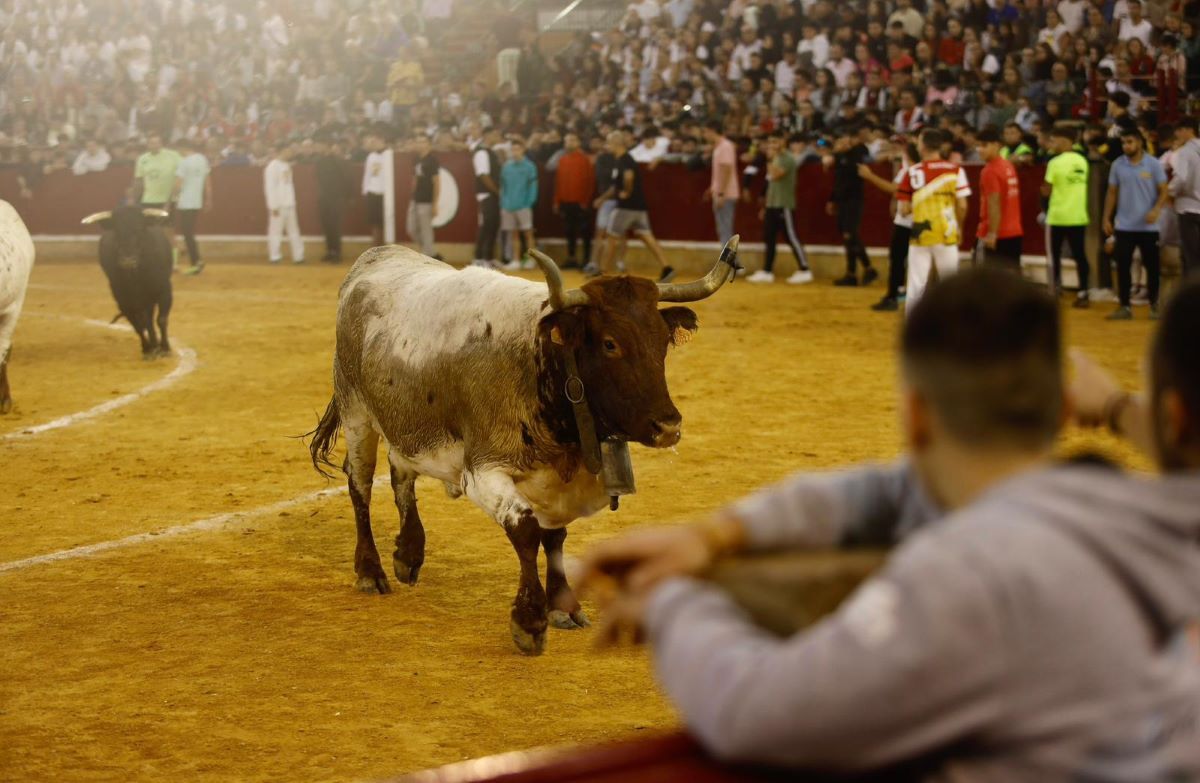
463, 468, 548, 655
542, 527, 590, 630
0, 347, 12, 414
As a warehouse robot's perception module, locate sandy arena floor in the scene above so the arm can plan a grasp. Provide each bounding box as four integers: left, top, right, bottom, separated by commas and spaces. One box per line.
0, 257, 1154, 781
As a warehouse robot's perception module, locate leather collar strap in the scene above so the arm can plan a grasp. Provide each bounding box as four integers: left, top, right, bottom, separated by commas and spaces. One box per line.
561, 349, 603, 475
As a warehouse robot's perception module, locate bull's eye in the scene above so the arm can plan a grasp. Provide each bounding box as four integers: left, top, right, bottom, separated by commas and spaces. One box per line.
602, 337, 623, 358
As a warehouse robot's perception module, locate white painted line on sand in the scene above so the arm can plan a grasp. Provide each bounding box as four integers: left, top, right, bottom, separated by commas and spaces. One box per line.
1, 317, 197, 442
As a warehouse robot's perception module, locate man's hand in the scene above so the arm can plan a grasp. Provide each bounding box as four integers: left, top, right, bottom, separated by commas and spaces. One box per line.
984, 233, 997, 250
271, 209, 280, 218
702, 187, 713, 202
578, 523, 720, 597
856, 163, 872, 178
1103, 217, 1115, 236
432, 203, 439, 219
552, 203, 559, 215
1146, 208, 1160, 225
1068, 348, 1125, 428
593, 198, 604, 209
826, 202, 836, 216
758, 207, 765, 220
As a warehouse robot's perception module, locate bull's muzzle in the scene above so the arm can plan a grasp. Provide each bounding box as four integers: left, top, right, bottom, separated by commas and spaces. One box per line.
650, 416, 682, 448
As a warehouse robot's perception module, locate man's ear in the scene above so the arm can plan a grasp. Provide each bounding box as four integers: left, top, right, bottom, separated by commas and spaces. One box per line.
538, 309, 585, 349
900, 381, 933, 453
661, 306, 698, 345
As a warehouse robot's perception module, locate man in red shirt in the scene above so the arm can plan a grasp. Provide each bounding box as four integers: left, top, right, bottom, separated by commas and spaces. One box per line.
552, 132, 595, 269
975, 127, 1024, 269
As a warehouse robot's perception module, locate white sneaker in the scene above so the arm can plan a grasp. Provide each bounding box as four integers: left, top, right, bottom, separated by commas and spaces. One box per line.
520, 257, 536, 271
747, 270, 775, 284
787, 270, 814, 285
502, 259, 522, 271
1088, 288, 1117, 303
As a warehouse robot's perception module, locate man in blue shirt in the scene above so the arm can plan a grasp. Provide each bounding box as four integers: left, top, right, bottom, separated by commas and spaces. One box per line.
1102, 128, 1169, 320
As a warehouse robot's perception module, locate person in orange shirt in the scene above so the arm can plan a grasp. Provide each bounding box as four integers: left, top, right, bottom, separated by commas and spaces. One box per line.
552, 132, 595, 269
975, 127, 1024, 269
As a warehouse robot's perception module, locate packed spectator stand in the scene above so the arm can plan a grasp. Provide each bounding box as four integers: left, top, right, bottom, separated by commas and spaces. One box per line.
1, 0, 1197, 214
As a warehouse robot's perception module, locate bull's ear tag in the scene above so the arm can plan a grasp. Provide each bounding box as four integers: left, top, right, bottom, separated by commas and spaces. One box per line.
550, 326, 566, 345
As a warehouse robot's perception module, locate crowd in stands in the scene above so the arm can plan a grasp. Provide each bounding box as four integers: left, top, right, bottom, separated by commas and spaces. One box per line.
3, 0, 1198, 181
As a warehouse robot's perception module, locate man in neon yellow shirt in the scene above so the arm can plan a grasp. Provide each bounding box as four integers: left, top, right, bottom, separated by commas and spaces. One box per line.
133, 133, 182, 256
1042, 127, 1091, 307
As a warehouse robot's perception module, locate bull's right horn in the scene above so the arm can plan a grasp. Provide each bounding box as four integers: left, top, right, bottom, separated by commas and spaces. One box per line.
656, 234, 740, 303
80, 211, 112, 225
141, 208, 170, 219
530, 249, 590, 310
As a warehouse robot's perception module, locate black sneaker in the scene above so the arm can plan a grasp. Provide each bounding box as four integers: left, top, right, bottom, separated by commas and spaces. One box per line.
1106, 306, 1132, 321
861, 268, 879, 286
871, 296, 898, 311
1072, 292, 1090, 309
833, 274, 858, 287
659, 266, 676, 283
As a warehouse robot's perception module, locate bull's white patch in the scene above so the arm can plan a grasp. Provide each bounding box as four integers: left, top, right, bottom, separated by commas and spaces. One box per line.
841, 580, 901, 648
1, 317, 196, 441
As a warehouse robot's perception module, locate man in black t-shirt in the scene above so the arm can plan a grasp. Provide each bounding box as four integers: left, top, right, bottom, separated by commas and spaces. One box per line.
826, 129, 878, 286
407, 133, 441, 259
594, 131, 674, 282
315, 137, 350, 263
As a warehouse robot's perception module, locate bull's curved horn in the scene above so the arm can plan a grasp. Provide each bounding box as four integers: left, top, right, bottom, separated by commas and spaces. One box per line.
80, 211, 112, 225
530, 249, 590, 310
657, 234, 740, 303
141, 208, 170, 220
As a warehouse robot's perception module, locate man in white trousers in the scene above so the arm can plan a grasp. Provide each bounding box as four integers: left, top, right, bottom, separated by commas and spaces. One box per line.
896, 127, 970, 313
264, 141, 305, 264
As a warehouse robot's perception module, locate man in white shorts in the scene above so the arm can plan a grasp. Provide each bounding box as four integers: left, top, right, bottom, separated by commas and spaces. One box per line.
500, 139, 538, 270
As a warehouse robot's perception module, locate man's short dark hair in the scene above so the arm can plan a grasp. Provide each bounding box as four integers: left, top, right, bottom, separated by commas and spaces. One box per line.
1152, 279, 1200, 460
704, 120, 724, 134
919, 127, 945, 149
1109, 91, 1132, 109
977, 127, 1001, 144
641, 128, 658, 141
1119, 127, 1145, 144
902, 268, 1063, 448
1050, 125, 1077, 141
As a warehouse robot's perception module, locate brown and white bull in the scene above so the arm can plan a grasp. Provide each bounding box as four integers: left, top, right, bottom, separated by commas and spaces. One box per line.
309, 239, 739, 654
0, 200, 36, 414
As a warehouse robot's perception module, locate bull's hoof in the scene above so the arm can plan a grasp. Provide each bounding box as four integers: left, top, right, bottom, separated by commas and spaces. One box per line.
156, 347, 173, 359
548, 609, 590, 630
355, 573, 392, 594
393, 557, 422, 586
510, 618, 546, 656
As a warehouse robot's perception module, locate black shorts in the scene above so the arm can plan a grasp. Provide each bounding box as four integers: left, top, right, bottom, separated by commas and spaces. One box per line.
365, 193, 384, 227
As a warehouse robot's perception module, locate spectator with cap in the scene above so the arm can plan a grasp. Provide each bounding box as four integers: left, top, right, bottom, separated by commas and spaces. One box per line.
1102, 127, 1167, 320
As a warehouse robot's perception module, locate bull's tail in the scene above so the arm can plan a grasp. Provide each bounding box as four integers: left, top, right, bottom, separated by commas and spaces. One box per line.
306, 397, 342, 479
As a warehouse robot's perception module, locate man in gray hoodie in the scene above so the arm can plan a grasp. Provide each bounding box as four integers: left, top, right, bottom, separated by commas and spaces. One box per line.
580, 269, 1200, 780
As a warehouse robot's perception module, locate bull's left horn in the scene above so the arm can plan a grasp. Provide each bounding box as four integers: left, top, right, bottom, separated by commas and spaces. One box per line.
656, 234, 740, 303
530, 249, 590, 310
80, 211, 112, 225
141, 208, 170, 219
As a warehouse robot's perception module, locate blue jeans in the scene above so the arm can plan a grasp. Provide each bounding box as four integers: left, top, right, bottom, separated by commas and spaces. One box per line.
713, 199, 735, 245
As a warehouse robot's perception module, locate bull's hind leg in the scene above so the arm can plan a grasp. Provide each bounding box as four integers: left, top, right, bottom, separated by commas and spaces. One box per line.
343, 414, 390, 594
463, 468, 547, 655
387, 450, 425, 586
155, 292, 173, 357
542, 527, 590, 630
0, 346, 11, 415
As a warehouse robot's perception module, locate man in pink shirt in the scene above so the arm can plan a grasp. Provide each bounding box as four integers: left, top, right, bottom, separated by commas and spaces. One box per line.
704, 122, 739, 245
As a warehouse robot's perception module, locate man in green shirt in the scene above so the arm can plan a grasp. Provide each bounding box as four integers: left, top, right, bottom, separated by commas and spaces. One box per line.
748, 132, 813, 285
133, 133, 182, 257
1042, 126, 1092, 307
1000, 122, 1033, 164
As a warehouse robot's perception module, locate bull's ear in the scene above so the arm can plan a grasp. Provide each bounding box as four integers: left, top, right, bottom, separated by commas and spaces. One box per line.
661, 306, 698, 345
538, 310, 584, 349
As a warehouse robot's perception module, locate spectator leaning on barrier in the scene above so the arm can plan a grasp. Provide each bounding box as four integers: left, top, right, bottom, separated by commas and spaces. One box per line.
578, 268, 1200, 779
976, 127, 1025, 270
1103, 127, 1168, 321
263, 140, 304, 266
1170, 118, 1200, 277
72, 139, 111, 176
1043, 126, 1093, 306
552, 131, 595, 270
173, 135, 212, 276
407, 133, 441, 260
